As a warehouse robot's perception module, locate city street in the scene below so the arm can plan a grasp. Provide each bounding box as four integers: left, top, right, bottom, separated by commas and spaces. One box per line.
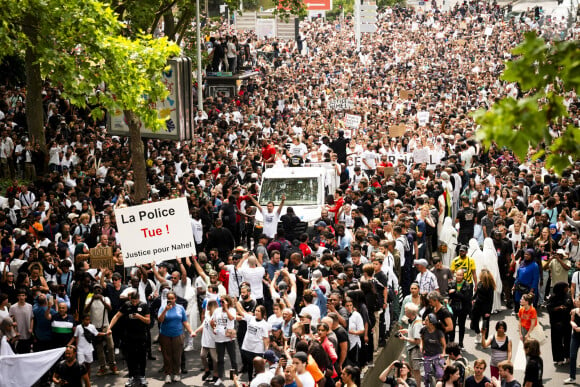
91, 306, 566, 386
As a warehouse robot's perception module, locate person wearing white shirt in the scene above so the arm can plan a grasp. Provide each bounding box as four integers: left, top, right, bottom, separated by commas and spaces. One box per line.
362, 144, 378, 176
292, 352, 316, 387
211, 297, 238, 384
249, 194, 285, 239
238, 256, 266, 303
345, 297, 365, 365
235, 303, 270, 382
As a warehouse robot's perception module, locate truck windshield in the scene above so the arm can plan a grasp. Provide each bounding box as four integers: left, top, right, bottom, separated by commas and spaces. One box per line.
260, 178, 318, 206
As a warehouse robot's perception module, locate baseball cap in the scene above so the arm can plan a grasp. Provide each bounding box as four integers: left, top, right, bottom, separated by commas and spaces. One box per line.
264, 350, 279, 363
413, 259, 428, 267
337, 273, 348, 280
459, 245, 468, 252
316, 221, 327, 227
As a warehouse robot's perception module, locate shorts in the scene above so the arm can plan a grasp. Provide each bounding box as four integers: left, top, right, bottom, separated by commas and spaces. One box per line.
408, 347, 422, 371
78, 351, 93, 364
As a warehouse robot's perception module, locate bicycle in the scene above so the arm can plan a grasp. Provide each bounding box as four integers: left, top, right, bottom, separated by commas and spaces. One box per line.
414, 355, 448, 387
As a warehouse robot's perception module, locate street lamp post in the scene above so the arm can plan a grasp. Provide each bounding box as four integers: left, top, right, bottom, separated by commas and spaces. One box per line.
196, 0, 203, 112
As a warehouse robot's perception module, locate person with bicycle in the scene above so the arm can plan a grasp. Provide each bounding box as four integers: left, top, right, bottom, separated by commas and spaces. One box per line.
379, 359, 418, 387
420, 313, 446, 386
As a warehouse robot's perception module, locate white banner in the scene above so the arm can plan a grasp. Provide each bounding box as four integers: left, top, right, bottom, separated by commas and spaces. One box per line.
115, 198, 196, 266
328, 98, 354, 111
344, 114, 361, 129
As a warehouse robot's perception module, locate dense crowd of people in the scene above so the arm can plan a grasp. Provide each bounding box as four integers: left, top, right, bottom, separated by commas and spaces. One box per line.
0, 0, 578, 386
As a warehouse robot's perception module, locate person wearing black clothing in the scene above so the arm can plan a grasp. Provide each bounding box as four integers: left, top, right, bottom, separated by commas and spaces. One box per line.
206, 218, 235, 261
53, 345, 90, 387
280, 207, 300, 242
523, 339, 544, 387
493, 230, 513, 307
448, 269, 473, 348
107, 292, 151, 387
471, 269, 495, 340
547, 282, 572, 365
330, 130, 347, 164
456, 197, 476, 247
236, 285, 257, 373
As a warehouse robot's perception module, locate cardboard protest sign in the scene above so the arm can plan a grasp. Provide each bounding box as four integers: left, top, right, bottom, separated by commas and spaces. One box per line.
90, 246, 114, 270
389, 124, 407, 138
344, 114, 361, 129
115, 198, 196, 266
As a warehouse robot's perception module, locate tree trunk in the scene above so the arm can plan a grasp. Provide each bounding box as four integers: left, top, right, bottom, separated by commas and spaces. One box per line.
164, 11, 176, 40
23, 14, 46, 155
125, 110, 148, 202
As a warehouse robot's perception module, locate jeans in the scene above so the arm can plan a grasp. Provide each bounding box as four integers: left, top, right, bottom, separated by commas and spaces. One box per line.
570, 334, 580, 379
451, 310, 469, 345
423, 354, 445, 386
216, 340, 238, 379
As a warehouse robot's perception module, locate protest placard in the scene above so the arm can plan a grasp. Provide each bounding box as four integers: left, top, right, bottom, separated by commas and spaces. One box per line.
344, 114, 361, 129
389, 124, 407, 138
115, 197, 196, 266
328, 98, 354, 111
417, 111, 429, 126
90, 246, 114, 270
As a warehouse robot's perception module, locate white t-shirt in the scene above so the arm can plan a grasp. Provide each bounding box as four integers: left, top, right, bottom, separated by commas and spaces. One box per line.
262, 209, 280, 238
191, 218, 203, 244
241, 266, 266, 300
348, 310, 364, 349
74, 323, 99, 355
212, 307, 236, 343
201, 314, 217, 349
250, 371, 275, 387
297, 371, 316, 387
301, 304, 321, 327
225, 264, 244, 298
241, 315, 270, 353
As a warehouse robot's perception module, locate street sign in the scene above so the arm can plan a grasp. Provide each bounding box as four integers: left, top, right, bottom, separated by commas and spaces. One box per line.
360, 24, 378, 33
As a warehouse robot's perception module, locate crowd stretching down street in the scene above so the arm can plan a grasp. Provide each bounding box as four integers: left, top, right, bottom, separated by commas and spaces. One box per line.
0, 1, 579, 387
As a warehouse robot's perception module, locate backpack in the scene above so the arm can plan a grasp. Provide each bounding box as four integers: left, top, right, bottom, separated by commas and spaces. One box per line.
453, 357, 473, 387
83, 326, 96, 344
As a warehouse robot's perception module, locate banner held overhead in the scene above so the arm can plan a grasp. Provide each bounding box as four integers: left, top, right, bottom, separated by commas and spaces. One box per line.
115, 198, 196, 266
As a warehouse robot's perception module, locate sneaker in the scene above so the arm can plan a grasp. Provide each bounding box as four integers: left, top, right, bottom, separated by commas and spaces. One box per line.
564, 378, 576, 384
202, 371, 211, 380
458, 343, 465, 349
125, 377, 136, 387
184, 343, 194, 352
165, 374, 172, 383
173, 374, 181, 382
140, 377, 148, 385
110, 365, 120, 375
476, 333, 482, 342
97, 367, 108, 376
214, 377, 223, 386
115, 348, 120, 356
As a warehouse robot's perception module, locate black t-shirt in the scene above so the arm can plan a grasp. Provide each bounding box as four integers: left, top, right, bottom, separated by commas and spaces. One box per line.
435, 306, 452, 332
457, 207, 476, 235
384, 376, 417, 387
333, 326, 349, 363
465, 376, 491, 387
524, 355, 543, 387
55, 360, 87, 387
119, 301, 150, 340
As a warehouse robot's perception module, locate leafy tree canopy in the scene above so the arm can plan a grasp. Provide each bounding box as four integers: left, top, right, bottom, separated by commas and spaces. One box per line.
474, 32, 580, 174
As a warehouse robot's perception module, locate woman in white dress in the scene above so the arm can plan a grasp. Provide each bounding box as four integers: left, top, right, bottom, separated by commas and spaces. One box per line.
468, 238, 484, 280
481, 238, 503, 313
439, 217, 457, 267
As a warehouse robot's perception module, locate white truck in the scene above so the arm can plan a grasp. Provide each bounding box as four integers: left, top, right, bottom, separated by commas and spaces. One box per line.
255, 163, 340, 227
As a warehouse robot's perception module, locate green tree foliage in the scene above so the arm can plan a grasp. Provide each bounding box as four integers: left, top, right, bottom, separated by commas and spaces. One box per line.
474, 32, 580, 174
0, 0, 179, 200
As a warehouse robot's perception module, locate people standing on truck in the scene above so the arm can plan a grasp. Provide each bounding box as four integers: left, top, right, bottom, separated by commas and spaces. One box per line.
250, 194, 286, 239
